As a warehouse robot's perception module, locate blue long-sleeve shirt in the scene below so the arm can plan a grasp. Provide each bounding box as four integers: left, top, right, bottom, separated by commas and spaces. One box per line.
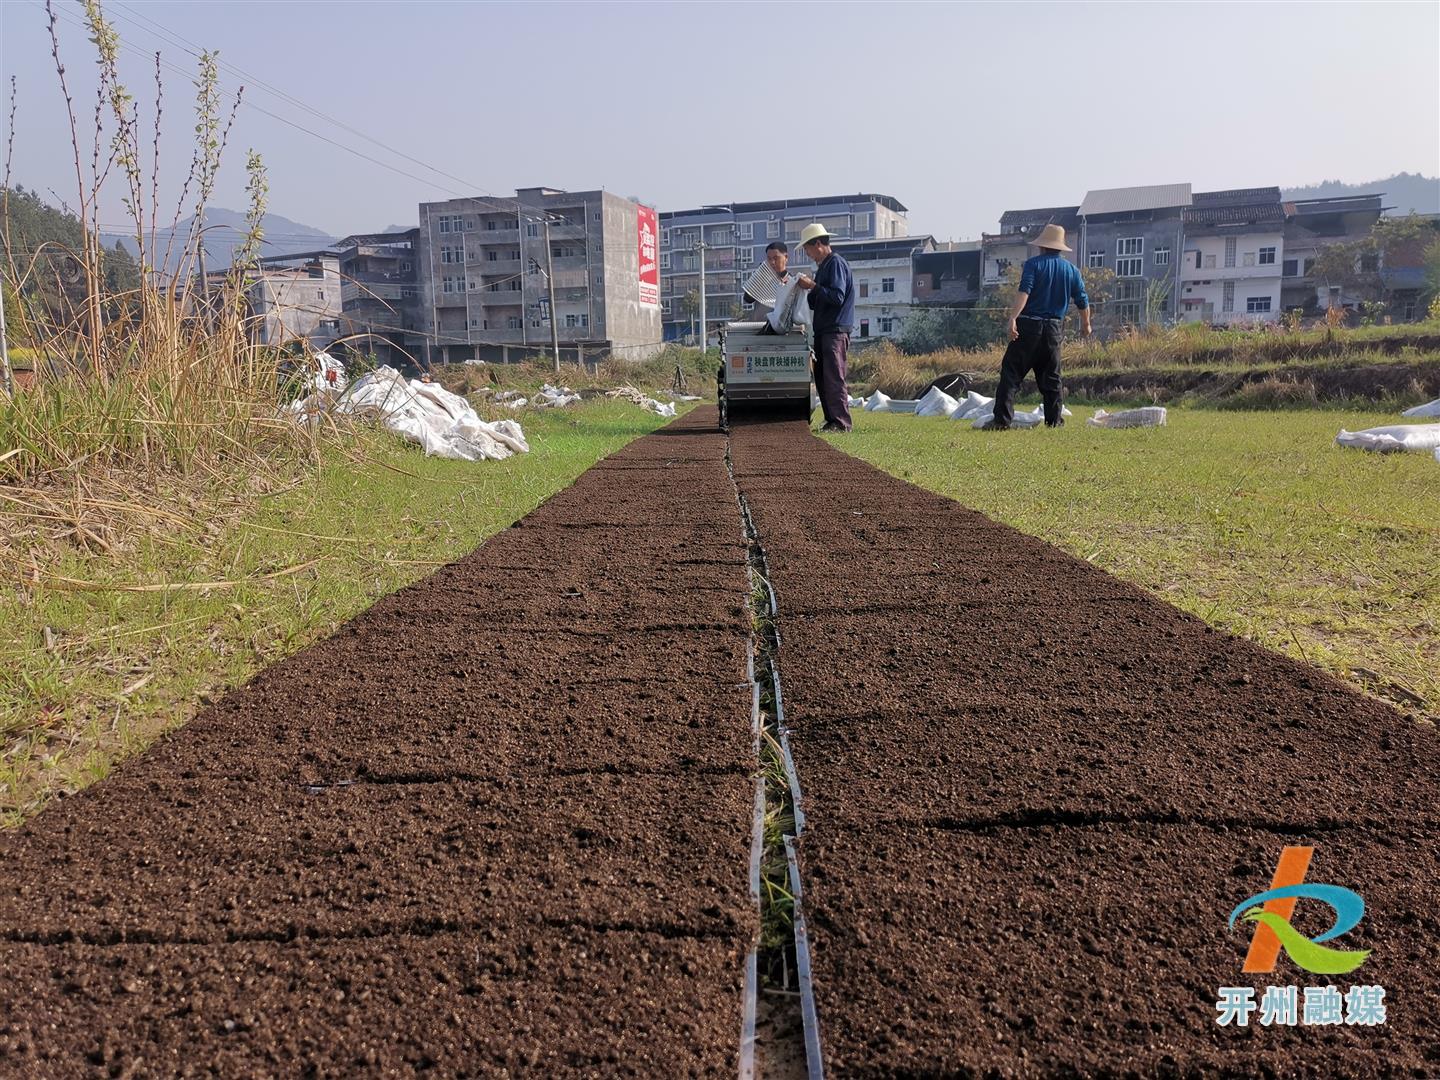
1018, 252, 1088, 320
807, 252, 855, 334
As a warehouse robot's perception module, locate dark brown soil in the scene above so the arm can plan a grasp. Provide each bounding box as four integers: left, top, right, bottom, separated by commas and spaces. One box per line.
728, 417, 1440, 1077
0, 408, 757, 1077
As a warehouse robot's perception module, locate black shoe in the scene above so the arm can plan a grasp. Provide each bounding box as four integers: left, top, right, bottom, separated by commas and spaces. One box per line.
1045, 419, 1065, 428
819, 422, 848, 433
982, 421, 1011, 431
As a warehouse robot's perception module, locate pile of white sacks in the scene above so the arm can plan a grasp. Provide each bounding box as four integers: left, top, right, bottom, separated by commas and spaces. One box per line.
292, 366, 530, 462
1336, 396, 1440, 462
861, 386, 1087, 429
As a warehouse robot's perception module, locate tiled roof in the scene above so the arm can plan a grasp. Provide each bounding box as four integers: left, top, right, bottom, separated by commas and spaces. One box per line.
1191, 187, 1282, 208
1079, 183, 1192, 216
998, 205, 1079, 230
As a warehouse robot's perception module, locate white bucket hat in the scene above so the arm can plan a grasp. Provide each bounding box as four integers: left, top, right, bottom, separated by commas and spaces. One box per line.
798, 222, 832, 246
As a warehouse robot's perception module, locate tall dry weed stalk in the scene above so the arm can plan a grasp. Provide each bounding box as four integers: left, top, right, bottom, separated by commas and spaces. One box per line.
1, 0, 307, 496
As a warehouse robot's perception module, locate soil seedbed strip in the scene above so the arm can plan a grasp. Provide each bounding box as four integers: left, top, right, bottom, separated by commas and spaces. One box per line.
0, 407, 759, 1077
727, 418, 1440, 1076
725, 426, 825, 1079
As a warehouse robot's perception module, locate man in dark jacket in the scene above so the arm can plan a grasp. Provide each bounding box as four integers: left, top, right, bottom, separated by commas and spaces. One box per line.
796, 222, 855, 432
990, 223, 1091, 429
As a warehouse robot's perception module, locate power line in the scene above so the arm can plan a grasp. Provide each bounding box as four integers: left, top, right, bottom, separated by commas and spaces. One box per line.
38, 3, 559, 219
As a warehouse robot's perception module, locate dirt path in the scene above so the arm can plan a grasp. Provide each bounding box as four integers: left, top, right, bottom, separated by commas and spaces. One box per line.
0, 408, 758, 1077
728, 417, 1440, 1076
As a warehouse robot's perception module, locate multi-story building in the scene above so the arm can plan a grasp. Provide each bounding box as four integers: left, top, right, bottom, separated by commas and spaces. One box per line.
981, 206, 1080, 287
1280, 194, 1386, 315
418, 187, 663, 365
1178, 188, 1285, 324
1078, 184, 1190, 325
248, 254, 342, 349
658, 193, 908, 340
912, 241, 982, 309
332, 230, 423, 369
831, 235, 935, 341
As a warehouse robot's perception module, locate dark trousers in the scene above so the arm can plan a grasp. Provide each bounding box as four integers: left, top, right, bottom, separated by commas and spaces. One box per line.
814, 331, 852, 430
993, 317, 1064, 427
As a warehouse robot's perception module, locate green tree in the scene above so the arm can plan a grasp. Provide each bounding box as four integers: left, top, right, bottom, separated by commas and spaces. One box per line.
899, 307, 1000, 353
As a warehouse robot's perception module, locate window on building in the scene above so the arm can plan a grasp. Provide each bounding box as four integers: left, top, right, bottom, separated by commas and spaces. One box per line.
401, 286, 417, 298
878, 316, 894, 333
1243, 252, 1256, 267
736, 222, 754, 241
1089, 250, 1105, 268
1259, 247, 1276, 266
464, 218, 475, 230
1117, 237, 1144, 257
401, 260, 412, 272
881, 277, 896, 294
995, 258, 1011, 275
766, 220, 780, 239
1193, 250, 1203, 270
1224, 237, 1237, 268
525, 222, 540, 238
1282, 258, 1298, 276
660, 252, 670, 270
859, 319, 870, 338
1154, 246, 1170, 266
507, 316, 522, 330
853, 212, 871, 233
1204, 254, 1216, 269
1115, 302, 1141, 324
661, 298, 672, 315
486, 250, 499, 262
484, 219, 498, 231
661, 228, 670, 247
1246, 296, 1272, 314
1222, 280, 1235, 313
317, 289, 325, 300
1404, 299, 1417, 320
736, 247, 753, 267
1116, 257, 1143, 277
858, 281, 870, 298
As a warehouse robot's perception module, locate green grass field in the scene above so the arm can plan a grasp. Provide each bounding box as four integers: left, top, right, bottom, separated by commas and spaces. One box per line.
825, 404, 1440, 722
1, 401, 682, 825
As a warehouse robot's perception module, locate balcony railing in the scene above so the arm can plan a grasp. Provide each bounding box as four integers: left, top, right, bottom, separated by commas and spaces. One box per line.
473, 228, 520, 245
478, 289, 525, 306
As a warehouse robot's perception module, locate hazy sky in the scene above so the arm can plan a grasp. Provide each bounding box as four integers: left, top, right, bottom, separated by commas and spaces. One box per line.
3, 0, 1438, 245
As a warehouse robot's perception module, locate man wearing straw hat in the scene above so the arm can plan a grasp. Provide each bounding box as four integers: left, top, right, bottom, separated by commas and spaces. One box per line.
989, 223, 1091, 430
796, 222, 855, 432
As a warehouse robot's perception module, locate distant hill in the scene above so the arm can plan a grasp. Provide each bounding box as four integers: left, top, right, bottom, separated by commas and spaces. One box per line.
1282, 172, 1439, 215
103, 208, 337, 273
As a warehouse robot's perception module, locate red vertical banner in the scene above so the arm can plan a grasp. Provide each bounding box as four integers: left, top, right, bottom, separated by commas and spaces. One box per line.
637, 205, 659, 307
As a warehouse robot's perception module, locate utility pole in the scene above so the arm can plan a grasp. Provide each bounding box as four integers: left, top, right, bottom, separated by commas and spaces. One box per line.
697, 237, 707, 351
542, 217, 560, 373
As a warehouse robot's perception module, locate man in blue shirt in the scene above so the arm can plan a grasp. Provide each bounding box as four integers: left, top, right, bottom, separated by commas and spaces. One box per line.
796, 222, 855, 432
990, 223, 1091, 429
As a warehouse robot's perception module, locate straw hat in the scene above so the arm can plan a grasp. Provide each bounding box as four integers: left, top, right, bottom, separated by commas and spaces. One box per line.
798, 222, 832, 246
1030, 223, 1071, 252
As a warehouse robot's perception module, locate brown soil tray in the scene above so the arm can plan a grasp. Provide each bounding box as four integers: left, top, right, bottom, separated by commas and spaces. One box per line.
730, 417, 1440, 1074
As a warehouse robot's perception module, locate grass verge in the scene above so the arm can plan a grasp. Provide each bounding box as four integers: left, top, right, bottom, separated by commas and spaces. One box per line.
825, 404, 1440, 720
1, 401, 681, 826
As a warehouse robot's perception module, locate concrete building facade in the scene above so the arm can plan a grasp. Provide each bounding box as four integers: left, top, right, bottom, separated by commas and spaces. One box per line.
658, 193, 908, 341
332, 230, 423, 368
913, 241, 982, 309
1280, 194, 1386, 315
1078, 184, 1190, 325
1179, 188, 1285, 324
248, 255, 342, 349
829, 235, 935, 341
418, 187, 662, 365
